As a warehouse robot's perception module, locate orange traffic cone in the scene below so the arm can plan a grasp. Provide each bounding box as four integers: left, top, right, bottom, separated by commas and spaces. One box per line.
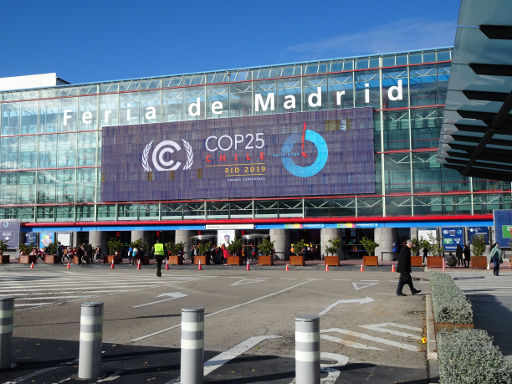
137, 259, 141, 270
246, 259, 250, 271
391, 264, 396, 272
360, 264, 364, 272
165, 260, 169, 270
66, 261, 71, 269
198, 260, 202, 271
325, 263, 329, 271
111, 259, 115, 269
30, 262, 34, 269
285, 263, 290, 271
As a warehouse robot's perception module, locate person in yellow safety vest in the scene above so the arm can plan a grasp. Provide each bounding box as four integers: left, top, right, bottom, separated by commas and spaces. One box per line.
152, 238, 166, 277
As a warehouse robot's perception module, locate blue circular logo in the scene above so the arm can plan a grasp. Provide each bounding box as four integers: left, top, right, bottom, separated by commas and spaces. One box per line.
281, 130, 328, 177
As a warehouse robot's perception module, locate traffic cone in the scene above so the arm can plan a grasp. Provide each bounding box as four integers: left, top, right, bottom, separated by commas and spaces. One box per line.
67, 261, 71, 269
198, 260, 202, 271
30, 262, 34, 269
285, 263, 290, 271
137, 259, 141, 270
360, 264, 364, 272
325, 263, 329, 271
165, 260, 169, 270
391, 264, 396, 272
246, 259, 250, 271
111, 259, 115, 269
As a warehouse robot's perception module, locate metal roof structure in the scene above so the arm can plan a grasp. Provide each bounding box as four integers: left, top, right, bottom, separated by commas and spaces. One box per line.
438, 0, 512, 181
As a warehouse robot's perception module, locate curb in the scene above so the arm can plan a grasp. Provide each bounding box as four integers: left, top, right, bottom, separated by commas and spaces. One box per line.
426, 294, 439, 383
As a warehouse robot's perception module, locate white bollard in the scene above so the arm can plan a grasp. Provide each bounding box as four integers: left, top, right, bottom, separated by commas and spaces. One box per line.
78, 302, 104, 380
0, 296, 14, 369
295, 315, 320, 384
181, 307, 204, 384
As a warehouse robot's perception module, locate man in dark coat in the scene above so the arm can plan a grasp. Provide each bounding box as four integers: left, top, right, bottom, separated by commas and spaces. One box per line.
396, 239, 421, 296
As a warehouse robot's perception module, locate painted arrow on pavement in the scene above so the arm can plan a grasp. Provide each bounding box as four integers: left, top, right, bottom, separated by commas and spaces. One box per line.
317, 296, 375, 316
132, 292, 188, 308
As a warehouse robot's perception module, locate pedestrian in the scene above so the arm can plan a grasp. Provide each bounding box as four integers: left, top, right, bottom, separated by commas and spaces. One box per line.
151, 238, 165, 277
422, 246, 428, 265
489, 243, 503, 276
456, 244, 463, 267
396, 240, 421, 296
127, 246, 133, 265
132, 246, 138, 265
392, 241, 398, 260
463, 244, 470, 268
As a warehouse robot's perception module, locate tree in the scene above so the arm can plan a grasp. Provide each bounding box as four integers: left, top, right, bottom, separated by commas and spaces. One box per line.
293, 239, 308, 256
45, 242, 59, 255
361, 236, 379, 256
426, 233, 443, 257
325, 238, 341, 256
257, 238, 274, 256
471, 234, 486, 257
0, 240, 8, 253
227, 238, 243, 256
107, 239, 124, 255
197, 242, 211, 257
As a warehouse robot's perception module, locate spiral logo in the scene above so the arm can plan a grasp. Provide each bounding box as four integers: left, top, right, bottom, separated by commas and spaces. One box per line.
142, 139, 193, 172
281, 130, 328, 177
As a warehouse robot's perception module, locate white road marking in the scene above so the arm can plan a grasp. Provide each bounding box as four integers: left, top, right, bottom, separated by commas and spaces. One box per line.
352, 281, 378, 290
15, 303, 54, 307
16, 295, 93, 300
132, 279, 315, 342
321, 328, 420, 351
320, 352, 349, 384
317, 297, 375, 316
359, 322, 421, 338
321, 334, 383, 350
230, 278, 269, 286
132, 292, 188, 308
203, 334, 281, 376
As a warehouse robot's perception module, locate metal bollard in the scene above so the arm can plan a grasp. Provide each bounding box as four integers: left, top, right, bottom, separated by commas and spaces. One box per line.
0, 296, 14, 369
180, 307, 204, 384
295, 315, 320, 384
78, 302, 104, 380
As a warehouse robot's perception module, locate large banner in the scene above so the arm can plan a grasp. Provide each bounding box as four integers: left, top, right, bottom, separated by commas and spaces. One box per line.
0, 219, 20, 249
494, 209, 512, 247
101, 108, 375, 201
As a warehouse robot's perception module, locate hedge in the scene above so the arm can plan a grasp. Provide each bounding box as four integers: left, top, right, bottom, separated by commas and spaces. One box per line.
438, 329, 512, 384
431, 272, 473, 324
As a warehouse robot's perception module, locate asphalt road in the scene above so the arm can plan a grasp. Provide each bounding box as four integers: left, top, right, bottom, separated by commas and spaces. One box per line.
0, 263, 430, 383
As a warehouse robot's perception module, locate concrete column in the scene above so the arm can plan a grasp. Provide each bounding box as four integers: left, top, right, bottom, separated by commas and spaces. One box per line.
375, 228, 394, 261
320, 228, 342, 259
410, 227, 418, 240
176, 230, 191, 260
270, 229, 289, 260
71, 232, 79, 248
89, 231, 108, 258
131, 231, 153, 246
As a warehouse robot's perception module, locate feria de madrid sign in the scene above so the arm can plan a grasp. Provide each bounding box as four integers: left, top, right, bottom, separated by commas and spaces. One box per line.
101, 108, 375, 201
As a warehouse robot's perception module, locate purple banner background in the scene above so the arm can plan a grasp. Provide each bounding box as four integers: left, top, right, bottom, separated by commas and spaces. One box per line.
101, 108, 375, 201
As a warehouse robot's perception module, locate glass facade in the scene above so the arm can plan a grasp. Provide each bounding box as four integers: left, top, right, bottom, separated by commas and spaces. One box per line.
1, 47, 510, 223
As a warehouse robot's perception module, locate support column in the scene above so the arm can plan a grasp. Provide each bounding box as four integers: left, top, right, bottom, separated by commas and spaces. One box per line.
269, 229, 289, 260
320, 228, 342, 259
89, 231, 108, 259
410, 227, 418, 240
374, 228, 394, 262
131, 231, 153, 246
71, 232, 79, 248
175, 230, 191, 260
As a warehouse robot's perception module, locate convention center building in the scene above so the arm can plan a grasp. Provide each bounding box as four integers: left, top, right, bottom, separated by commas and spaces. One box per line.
1, 46, 507, 259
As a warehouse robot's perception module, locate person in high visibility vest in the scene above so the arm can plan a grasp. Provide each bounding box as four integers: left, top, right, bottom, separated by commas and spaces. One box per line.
152, 238, 166, 277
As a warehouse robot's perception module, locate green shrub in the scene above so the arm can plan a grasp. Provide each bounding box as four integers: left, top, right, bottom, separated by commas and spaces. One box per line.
472, 234, 486, 257
438, 328, 512, 384
431, 272, 473, 324
45, 242, 59, 255
360, 236, 379, 256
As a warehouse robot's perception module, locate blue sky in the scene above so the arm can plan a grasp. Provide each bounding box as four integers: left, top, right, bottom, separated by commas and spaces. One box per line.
1, 0, 460, 84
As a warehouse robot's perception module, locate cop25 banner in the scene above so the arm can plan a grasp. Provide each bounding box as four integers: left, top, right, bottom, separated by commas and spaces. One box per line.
101, 108, 375, 201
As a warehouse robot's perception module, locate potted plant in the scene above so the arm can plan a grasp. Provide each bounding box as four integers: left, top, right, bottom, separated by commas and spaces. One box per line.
0, 240, 9, 264
324, 238, 341, 266
257, 238, 274, 266
426, 233, 444, 268
470, 234, 487, 269
44, 242, 60, 264
226, 238, 243, 265
194, 242, 211, 265
166, 241, 185, 265
107, 239, 124, 264
18, 243, 36, 264
410, 238, 424, 267
290, 239, 307, 266
361, 236, 379, 266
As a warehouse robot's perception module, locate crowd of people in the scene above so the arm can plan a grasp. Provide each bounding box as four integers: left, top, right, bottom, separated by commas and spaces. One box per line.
23, 242, 103, 264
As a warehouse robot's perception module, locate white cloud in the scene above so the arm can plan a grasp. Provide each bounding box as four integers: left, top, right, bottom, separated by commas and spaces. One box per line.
282, 18, 456, 60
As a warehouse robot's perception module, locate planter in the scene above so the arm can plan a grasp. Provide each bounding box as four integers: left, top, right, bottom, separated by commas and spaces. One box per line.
227, 256, 242, 265
194, 255, 210, 265
44, 254, 61, 264
105, 254, 122, 264
411, 256, 423, 267
168, 255, 183, 265
258, 255, 273, 266
19, 254, 36, 264
289, 255, 305, 266
471, 255, 487, 269
427, 256, 444, 268
0, 254, 9, 264
363, 255, 378, 266
324, 256, 339, 266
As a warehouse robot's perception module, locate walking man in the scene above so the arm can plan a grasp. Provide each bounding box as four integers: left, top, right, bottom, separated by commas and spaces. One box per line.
396, 239, 421, 296
152, 238, 166, 277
